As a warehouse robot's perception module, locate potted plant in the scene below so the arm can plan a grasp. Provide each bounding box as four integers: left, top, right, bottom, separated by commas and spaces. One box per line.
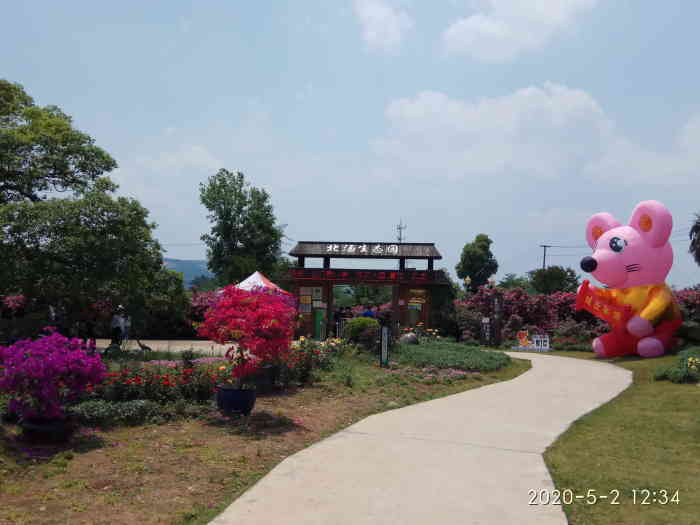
0, 328, 106, 441
198, 286, 297, 416
215, 346, 260, 415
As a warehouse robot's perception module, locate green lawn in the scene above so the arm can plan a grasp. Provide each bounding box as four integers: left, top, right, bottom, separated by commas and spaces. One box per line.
544, 350, 700, 525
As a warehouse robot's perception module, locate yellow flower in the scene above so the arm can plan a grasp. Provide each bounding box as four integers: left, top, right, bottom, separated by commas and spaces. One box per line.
300, 336, 306, 342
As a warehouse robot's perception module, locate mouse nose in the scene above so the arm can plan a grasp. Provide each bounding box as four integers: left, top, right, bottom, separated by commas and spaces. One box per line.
580, 256, 597, 273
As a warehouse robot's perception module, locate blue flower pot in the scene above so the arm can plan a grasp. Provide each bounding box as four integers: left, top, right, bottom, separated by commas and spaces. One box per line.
216, 386, 256, 416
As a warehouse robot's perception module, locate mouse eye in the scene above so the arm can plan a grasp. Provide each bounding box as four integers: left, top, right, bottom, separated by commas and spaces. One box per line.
609, 237, 627, 253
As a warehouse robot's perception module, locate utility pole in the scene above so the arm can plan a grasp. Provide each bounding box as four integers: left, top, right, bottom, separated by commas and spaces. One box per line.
539, 244, 552, 270
397, 219, 406, 243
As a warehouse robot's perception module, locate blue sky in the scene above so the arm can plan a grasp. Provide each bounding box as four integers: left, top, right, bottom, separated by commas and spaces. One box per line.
3, 1, 700, 287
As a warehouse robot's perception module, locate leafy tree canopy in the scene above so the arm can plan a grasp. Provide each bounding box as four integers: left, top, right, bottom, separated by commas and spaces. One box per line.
0, 79, 117, 204
690, 213, 700, 267
498, 273, 535, 293
0, 179, 163, 327
199, 169, 284, 285
190, 274, 220, 292
528, 266, 580, 294
455, 234, 498, 290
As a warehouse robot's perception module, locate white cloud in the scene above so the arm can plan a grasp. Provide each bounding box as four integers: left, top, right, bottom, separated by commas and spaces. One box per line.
353, 0, 414, 52
374, 82, 614, 181
139, 145, 221, 174
443, 0, 599, 61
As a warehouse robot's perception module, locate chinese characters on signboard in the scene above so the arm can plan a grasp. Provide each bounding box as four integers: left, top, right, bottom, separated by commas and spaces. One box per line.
289, 268, 440, 283
325, 243, 400, 256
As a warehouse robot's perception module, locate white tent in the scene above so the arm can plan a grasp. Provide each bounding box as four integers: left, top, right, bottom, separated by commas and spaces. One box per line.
235, 271, 286, 292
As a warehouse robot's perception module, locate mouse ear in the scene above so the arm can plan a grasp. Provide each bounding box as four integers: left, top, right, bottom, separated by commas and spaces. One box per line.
586, 212, 621, 249
628, 200, 672, 248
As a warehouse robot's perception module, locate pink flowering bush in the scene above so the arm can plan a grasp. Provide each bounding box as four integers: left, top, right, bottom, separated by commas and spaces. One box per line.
197, 286, 297, 386
2, 295, 26, 313
454, 286, 607, 348
0, 329, 107, 420
190, 290, 221, 323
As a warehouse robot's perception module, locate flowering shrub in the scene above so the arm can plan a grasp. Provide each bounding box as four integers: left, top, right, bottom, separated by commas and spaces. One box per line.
1, 294, 26, 314
279, 337, 339, 384
455, 286, 608, 348
674, 287, 700, 323
96, 362, 238, 403
190, 290, 220, 324
197, 286, 297, 386
654, 347, 700, 383
0, 330, 107, 420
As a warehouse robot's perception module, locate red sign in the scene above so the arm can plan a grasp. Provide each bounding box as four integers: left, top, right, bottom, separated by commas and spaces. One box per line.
288, 268, 446, 284
576, 280, 632, 328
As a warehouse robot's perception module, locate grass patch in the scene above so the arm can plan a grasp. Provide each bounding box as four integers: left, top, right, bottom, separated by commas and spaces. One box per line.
394, 341, 511, 372
544, 350, 700, 525
0, 351, 529, 525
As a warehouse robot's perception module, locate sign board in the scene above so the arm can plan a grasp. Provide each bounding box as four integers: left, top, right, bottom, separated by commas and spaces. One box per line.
300, 295, 312, 304
299, 287, 313, 296
512, 330, 551, 352
288, 268, 447, 284
312, 287, 323, 300
299, 303, 312, 313
312, 300, 326, 309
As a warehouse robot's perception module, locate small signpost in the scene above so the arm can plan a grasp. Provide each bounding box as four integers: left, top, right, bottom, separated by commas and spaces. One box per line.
480, 317, 491, 346
380, 326, 390, 367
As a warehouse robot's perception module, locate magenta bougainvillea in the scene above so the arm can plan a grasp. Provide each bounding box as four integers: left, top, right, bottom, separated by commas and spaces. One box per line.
197, 286, 297, 384
0, 329, 107, 420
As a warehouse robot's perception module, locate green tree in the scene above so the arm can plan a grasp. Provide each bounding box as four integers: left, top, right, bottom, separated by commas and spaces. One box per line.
190, 274, 220, 292
527, 266, 580, 294
690, 213, 700, 267
199, 169, 283, 285
455, 234, 498, 290
498, 273, 535, 293
136, 268, 192, 338
0, 79, 117, 204
0, 179, 163, 332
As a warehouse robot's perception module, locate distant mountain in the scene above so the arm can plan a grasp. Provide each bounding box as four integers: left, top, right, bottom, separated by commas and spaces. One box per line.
163, 258, 213, 287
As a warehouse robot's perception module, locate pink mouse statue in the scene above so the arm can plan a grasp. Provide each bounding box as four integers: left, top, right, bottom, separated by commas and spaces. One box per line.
578, 200, 682, 358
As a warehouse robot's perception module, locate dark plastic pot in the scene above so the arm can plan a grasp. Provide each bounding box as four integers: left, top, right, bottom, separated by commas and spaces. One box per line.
216, 386, 256, 416
20, 418, 75, 442
253, 364, 280, 393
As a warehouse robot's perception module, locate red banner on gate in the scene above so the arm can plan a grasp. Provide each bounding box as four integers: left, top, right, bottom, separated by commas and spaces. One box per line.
576, 280, 633, 328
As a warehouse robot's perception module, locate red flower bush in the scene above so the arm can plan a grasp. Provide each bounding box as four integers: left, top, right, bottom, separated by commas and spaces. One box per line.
197, 286, 297, 385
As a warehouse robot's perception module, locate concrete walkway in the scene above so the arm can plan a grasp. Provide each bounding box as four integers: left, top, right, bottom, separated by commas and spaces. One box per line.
210, 352, 632, 525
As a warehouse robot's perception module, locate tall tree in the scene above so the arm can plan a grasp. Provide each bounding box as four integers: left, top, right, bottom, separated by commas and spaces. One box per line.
455, 234, 498, 290
690, 213, 700, 267
0, 178, 163, 331
0, 79, 117, 204
528, 266, 580, 294
499, 273, 535, 293
199, 169, 283, 284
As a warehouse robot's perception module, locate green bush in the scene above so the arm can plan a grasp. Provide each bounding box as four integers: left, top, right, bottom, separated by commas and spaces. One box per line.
69, 399, 200, 427
654, 348, 700, 384
395, 341, 511, 372
344, 317, 379, 349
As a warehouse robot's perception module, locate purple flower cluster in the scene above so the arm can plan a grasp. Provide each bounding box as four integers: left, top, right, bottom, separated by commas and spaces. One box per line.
0, 331, 107, 420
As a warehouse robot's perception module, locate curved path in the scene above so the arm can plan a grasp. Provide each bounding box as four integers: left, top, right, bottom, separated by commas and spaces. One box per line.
210, 352, 631, 525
